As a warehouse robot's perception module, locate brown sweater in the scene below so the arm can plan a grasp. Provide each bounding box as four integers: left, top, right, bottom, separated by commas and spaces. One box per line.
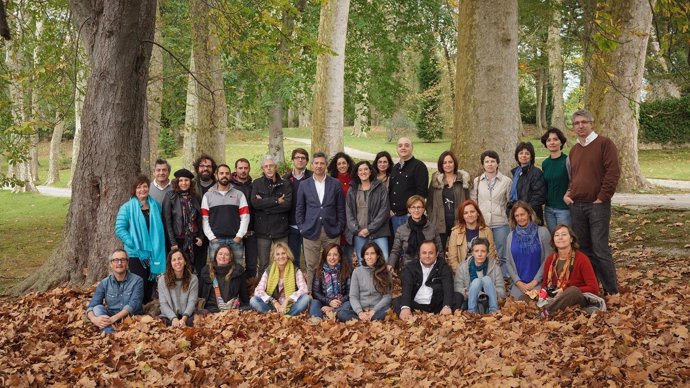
568, 135, 620, 202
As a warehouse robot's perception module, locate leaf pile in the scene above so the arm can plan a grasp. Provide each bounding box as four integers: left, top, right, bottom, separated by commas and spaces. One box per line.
1, 261, 689, 386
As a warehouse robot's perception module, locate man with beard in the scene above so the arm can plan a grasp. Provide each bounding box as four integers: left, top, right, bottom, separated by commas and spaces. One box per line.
230, 158, 258, 279
202, 164, 250, 267
193, 154, 217, 202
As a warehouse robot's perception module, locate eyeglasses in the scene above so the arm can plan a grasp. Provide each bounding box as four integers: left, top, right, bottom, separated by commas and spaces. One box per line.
293, 156, 307, 160
111, 258, 128, 263
409, 206, 424, 210
572, 120, 591, 126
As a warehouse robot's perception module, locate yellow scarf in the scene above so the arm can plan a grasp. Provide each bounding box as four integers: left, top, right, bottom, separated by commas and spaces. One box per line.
266, 262, 296, 306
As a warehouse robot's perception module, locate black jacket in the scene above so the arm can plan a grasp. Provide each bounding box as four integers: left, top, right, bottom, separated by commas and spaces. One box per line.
389, 156, 429, 215
161, 190, 203, 244
230, 174, 254, 231
345, 179, 391, 245
200, 264, 249, 313
510, 164, 547, 225
400, 257, 454, 312
250, 174, 293, 239
283, 169, 313, 225
312, 269, 351, 306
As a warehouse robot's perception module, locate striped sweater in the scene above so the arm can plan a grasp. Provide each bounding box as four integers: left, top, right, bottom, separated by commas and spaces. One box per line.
201, 185, 250, 240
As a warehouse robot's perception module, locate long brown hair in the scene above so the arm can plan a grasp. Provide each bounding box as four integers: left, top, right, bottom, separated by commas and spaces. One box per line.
209, 244, 235, 281
317, 243, 351, 283
456, 199, 488, 229
164, 248, 193, 291
361, 242, 392, 294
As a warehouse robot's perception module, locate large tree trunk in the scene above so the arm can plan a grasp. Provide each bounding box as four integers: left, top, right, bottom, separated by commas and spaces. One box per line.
535, 68, 545, 132
45, 112, 64, 185
311, 0, 350, 158
182, 50, 198, 169
452, 0, 519, 176
144, 1, 164, 174
579, 0, 596, 92
68, 53, 87, 187
351, 65, 370, 138
585, 0, 654, 192
547, 0, 566, 130
14, 0, 156, 294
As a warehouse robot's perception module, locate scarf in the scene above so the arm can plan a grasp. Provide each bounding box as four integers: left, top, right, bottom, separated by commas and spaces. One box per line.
118, 197, 166, 279
546, 250, 575, 289
337, 172, 352, 198
469, 257, 488, 283
322, 263, 342, 300
211, 265, 239, 311
405, 215, 428, 258
266, 262, 296, 305
510, 164, 529, 202
178, 191, 199, 263
512, 222, 542, 282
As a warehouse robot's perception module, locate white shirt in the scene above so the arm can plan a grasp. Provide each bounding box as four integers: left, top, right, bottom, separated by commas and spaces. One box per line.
152, 180, 170, 191
578, 131, 599, 147
413, 261, 436, 305
313, 175, 326, 204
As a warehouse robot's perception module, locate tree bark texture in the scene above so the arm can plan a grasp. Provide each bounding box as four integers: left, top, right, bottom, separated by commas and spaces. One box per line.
311, 0, 350, 158
14, 0, 157, 293
453, 0, 519, 177
547, 0, 566, 131
645, 26, 680, 101
68, 54, 87, 187
183, 50, 198, 169
144, 2, 164, 174
585, 0, 655, 191
46, 112, 64, 185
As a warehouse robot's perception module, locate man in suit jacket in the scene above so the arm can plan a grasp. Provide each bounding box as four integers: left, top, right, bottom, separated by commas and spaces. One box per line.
295, 151, 346, 291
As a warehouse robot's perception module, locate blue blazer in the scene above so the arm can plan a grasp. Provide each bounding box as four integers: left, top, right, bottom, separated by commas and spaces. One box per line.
295, 175, 346, 240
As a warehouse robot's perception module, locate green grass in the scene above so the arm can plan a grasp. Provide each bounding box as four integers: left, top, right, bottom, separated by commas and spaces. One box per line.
0, 191, 70, 294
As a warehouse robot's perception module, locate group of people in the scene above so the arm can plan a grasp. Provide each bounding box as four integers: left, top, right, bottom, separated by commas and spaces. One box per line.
87, 109, 618, 332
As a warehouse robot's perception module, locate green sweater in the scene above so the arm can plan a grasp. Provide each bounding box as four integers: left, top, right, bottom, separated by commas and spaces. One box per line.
541, 153, 569, 210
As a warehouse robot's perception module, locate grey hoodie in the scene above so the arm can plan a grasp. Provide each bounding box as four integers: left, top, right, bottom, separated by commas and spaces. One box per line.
349, 266, 392, 314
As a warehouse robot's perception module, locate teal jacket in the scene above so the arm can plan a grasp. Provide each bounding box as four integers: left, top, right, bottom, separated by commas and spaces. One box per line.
115, 196, 166, 278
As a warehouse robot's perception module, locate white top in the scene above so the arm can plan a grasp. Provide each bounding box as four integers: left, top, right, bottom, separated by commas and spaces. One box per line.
313, 176, 326, 204
413, 261, 436, 305
579, 131, 599, 147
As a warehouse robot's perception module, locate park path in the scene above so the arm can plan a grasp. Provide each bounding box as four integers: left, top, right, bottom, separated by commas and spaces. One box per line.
28, 139, 690, 208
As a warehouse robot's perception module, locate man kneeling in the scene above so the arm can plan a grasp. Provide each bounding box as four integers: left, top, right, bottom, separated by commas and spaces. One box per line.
394, 240, 463, 320
85, 249, 144, 333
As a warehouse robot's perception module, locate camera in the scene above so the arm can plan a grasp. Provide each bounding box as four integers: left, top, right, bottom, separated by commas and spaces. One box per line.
545, 286, 558, 297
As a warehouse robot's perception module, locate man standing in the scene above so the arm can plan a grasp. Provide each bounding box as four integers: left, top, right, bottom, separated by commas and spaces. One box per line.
283, 148, 312, 268
201, 164, 250, 267
394, 240, 462, 320
230, 158, 258, 278
564, 109, 621, 295
389, 137, 429, 234
295, 152, 345, 290
149, 158, 172, 205
193, 154, 217, 202
85, 250, 144, 334
251, 155, 293, 276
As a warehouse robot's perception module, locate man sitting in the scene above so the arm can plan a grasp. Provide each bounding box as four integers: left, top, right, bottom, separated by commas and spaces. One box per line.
85, 249, 144, 333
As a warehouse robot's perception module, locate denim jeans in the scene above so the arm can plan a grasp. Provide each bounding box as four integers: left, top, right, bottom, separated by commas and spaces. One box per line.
353, 236, 389, 266
570, 201, 617, 294
467, 277, 499, 314
92, 305, 118, 334
249, 294, 311, 316
309, 299, 348, 318
544, 206, 572, 234
209, 238, 245, 268
287, 227, 303, 269
390, 214, 409, 236
490, 224, 510, 277
336, 301, 388, 322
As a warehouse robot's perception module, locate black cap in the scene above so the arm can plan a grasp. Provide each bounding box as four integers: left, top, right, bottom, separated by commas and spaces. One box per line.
173, 168, 194, 179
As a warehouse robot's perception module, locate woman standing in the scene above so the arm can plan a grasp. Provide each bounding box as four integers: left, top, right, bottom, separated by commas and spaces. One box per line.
388, 195, 442, 272
162, 168, 204, 275
447, 200, 498, 275
158, 249, 198, 327
199, 245, 249, 313
346, 161, 391, 265
427, 151, 470, 250
328, 152, 356, 263
505, 201, 552, 299
115, 174, 166, 304
373, 151, 394, 189
509, 142, 547, 225
310, 244, 352, 323
540, 128, 571, 233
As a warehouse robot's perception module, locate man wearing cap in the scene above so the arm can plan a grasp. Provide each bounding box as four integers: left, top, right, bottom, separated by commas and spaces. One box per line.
149, 158, 172, 205
86, 249, 144, 334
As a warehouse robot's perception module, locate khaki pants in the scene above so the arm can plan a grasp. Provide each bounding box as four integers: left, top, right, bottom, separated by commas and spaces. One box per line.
545, 286, 587, 314
303, 228, 339, 292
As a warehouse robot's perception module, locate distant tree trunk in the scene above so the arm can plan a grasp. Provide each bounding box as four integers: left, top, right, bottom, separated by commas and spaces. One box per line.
579, 0, 596, 92
298, 92, 311, 128
287, 107, 295, 128
269, 92, 285, 163
68, 54, 87, 188
311, 0, 350, 157
535, 67, 548, 131
351, 66, 370, 137
144, 1, 164, 173
14, 0, 156, 294
646, 26, 681, 101
182, 50, 198, 169
585, 0, 655, 191
29, 19, 42, 183
547, 0, 566, 130
46, 112, 64, 185
452, 0, 519, 176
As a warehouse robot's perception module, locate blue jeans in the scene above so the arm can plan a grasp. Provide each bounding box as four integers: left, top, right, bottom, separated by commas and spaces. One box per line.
249, 294, 311, 316
544, 206, 572, 234
336, 301, 388, 322
391, 214, 409, 236
92, 305, 118, 334
288, 227, 302, 269
209, 238, 245, 268
490, 224, 510, 277
570, 201, 616, 294
309, 299, 348, 318
353, 236, 389, 265
467, 277, 499, 314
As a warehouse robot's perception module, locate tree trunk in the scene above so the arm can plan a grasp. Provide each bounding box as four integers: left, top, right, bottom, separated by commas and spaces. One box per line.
452, 0, 519, 176
269, 93, 285, 164
14, 0, 156, 294
585, 0, 654, 191
46, 112, 64, 185
579, 0, 596, 92
311, 0, 350, 158
144, 1, 164, 174
547, 0, 566, 130
645, 25, 681, 101
182, 50, 198, 169
297, 92, 311, 128
351, 66, 370, 137
287, 107, 295, 128
536, 68, 545, 131
540, 71, 547, 130
68, 53, 87, 188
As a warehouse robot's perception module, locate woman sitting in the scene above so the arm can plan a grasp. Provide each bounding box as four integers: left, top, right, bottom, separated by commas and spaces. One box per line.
250, 242, 311, 316
539, 224, 600, 318
388, 195, 443, 272
337, 242, 393, 322
158, 249, 198, 327
309, 243, 352, 323
454, 238, 505, 314
447, 199, 498, 275
199, 244, 249, 313
505, 201, 552, 299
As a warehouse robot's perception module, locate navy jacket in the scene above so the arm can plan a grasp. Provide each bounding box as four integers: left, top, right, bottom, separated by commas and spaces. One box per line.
295, 175, 346, 240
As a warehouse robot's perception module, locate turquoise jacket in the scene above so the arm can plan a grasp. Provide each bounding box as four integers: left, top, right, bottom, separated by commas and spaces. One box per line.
115, 196, 166, 278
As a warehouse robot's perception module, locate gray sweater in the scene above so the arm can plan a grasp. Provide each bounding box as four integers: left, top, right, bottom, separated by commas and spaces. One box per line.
157, 275, 199, 320
349, 266, 392, 314
454, 258, 506, 300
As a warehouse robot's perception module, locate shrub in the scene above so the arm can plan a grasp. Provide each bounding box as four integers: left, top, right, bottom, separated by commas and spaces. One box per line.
639, 95, 690, 145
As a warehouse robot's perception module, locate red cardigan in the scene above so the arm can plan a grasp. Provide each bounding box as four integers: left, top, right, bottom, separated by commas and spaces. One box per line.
541, 250, 599, 295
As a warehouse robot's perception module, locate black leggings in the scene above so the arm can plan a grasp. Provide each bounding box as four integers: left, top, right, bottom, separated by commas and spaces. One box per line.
128, 258, 156, 304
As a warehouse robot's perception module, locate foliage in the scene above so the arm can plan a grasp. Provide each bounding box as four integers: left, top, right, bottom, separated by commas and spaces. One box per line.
416, 47, 443, 142
648, 0, 690, 92
158, 126, 177, 159
639, 95, 690, 145
519, 76, 537, 124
